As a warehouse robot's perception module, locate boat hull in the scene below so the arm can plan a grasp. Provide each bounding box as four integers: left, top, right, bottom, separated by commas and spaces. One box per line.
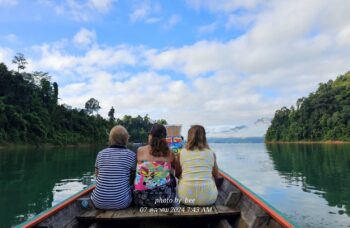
17, 171, 295, 228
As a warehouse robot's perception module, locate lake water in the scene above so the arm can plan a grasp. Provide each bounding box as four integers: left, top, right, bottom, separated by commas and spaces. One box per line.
1, 143, 349, 227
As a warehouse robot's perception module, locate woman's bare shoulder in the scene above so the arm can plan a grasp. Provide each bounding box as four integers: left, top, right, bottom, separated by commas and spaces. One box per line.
137, 145, 151, 156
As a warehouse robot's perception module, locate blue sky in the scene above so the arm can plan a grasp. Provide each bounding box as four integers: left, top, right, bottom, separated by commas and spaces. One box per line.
1, 0, 350, 137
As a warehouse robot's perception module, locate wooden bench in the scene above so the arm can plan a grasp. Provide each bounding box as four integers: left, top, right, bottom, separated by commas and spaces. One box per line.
77, 205, 240, 221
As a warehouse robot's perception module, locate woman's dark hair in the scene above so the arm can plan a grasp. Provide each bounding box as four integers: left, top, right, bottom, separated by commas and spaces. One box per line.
149, 124, 169, 157
186, 125, 210, 151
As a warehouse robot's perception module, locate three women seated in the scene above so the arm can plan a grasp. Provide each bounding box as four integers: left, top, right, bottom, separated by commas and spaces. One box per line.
91, 123, 220, 209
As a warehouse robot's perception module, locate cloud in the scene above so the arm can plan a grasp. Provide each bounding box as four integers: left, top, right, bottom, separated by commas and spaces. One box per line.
186, 0, 260, 33
186, 0, 260, 13
87, 0, 114, 13
73, 28, 96, 46
163, 15, 181, 29
31, 44, 138, 76
225, 13, 255, 30
206, 125, 248, 135
0, 47, 14, 66
0, 0, 17, 6
129, 1, 161, 23
1, 34, 20, 44
145, 17, 161, 24
254, 118, 272, 125
197, 22, 217, 34
44, 0, 116, 21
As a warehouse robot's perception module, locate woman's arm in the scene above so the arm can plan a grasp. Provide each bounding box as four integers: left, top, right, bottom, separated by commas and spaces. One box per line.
95, 152, 100, 178
129, 150, 137, 185
174, 152, 182, 178
212, 152, 219, 179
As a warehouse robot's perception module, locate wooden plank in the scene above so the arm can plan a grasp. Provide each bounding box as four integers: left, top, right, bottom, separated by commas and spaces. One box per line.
113, 207, 138, 219
224, 191, 241, 207
252, 215, 270, 228
77, 206, 240, 221
216, 205, 240, 216
96, 210, 115, 219
79, 209, 100, 219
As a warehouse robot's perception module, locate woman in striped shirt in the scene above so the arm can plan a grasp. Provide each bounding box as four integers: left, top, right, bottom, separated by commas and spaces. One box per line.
91, 125, 136, 210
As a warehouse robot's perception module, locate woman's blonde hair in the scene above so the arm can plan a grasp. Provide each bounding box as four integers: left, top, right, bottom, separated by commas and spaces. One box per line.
186, 125, 210, 151
108, 125, 129, 146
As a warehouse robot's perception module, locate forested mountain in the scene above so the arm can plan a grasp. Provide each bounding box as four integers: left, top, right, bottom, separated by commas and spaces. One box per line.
0, 58, 166, 145
266, 72, 350, 142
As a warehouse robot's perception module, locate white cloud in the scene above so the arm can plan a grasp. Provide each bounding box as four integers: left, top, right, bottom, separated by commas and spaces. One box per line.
186, 0, 260, 13
337, 25, 350, 46
4, 34, 17, 42
145, 17, 161, 24
0, 47, 14, 66
186, 0, 261, 33
225, 13, 255, 30
163, 15, 181, 29
129, 1, 161, 23
45, 0, 116, 21
0, 0, 17, 6
197, 22, 217, 34
87, 0, 114, 13
73, 28, 96, 46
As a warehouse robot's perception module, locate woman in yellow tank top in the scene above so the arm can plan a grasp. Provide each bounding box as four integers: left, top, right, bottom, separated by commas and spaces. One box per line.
175, 125, 220, 206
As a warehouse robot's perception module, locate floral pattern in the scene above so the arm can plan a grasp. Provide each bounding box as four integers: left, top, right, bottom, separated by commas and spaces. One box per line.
134, 161, 171, 191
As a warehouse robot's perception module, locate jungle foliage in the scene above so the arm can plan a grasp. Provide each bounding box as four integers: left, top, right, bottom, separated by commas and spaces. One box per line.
266, 72, 350, 142
0, 56, 166, 145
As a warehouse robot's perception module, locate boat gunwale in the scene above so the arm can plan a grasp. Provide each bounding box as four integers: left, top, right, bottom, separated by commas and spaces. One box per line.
219, 170, 297, 228
16, 185, 96, 228
17, 170, 297, 228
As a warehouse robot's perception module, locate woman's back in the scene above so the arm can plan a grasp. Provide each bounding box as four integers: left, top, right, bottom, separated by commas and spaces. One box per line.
134, 145, 173, 191
133, 124, 177, 208
91, 146, 136, 209
179, 148, 214, 183
178, 148, 218, 206
176, 125, 218, 206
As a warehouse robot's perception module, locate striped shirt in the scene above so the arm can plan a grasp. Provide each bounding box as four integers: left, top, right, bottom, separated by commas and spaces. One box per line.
91, 146, 136, 210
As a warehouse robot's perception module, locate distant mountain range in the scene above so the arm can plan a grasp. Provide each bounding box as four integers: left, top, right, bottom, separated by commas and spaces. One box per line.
207, 137, 264, 143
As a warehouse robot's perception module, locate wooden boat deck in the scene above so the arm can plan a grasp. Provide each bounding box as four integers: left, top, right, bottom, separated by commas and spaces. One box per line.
77, 205, 240, 221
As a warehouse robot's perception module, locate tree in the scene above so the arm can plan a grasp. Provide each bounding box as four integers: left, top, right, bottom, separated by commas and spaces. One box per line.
32, 71, 51, 85
12, 53, 28, 72
0, 61, 168, 145
108, 106, 115, 123
266, 71, 350, 142
53, 82, 58, 104
85, 98, 101, 115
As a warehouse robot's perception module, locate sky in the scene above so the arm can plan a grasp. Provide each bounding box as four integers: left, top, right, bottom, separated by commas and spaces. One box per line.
1, 0, 350, 137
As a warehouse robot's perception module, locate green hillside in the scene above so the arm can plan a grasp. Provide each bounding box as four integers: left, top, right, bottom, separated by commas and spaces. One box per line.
266, 72, 350, 142
0, 59, 166, 146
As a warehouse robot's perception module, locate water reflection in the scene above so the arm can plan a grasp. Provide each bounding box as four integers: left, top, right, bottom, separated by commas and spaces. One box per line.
1, 144, 349, 228
266, 143, 350, 217
213, 143, 350, 228
0, 146, 101, 227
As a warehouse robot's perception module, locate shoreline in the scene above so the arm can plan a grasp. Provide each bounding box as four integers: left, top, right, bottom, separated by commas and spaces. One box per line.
0, 143, 104, 150
265, 140, 350, 144
0, 142, 144, 150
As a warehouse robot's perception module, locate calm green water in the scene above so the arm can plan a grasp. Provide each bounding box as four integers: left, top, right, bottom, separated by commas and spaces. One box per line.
1, 143, 350, 227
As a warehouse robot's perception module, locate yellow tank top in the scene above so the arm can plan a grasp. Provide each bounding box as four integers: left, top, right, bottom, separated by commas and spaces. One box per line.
179, 148, 215, 183
178, 148, 218, 206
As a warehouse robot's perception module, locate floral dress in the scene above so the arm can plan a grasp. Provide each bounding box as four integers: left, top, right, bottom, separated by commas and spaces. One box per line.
133, 160, 176, 207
